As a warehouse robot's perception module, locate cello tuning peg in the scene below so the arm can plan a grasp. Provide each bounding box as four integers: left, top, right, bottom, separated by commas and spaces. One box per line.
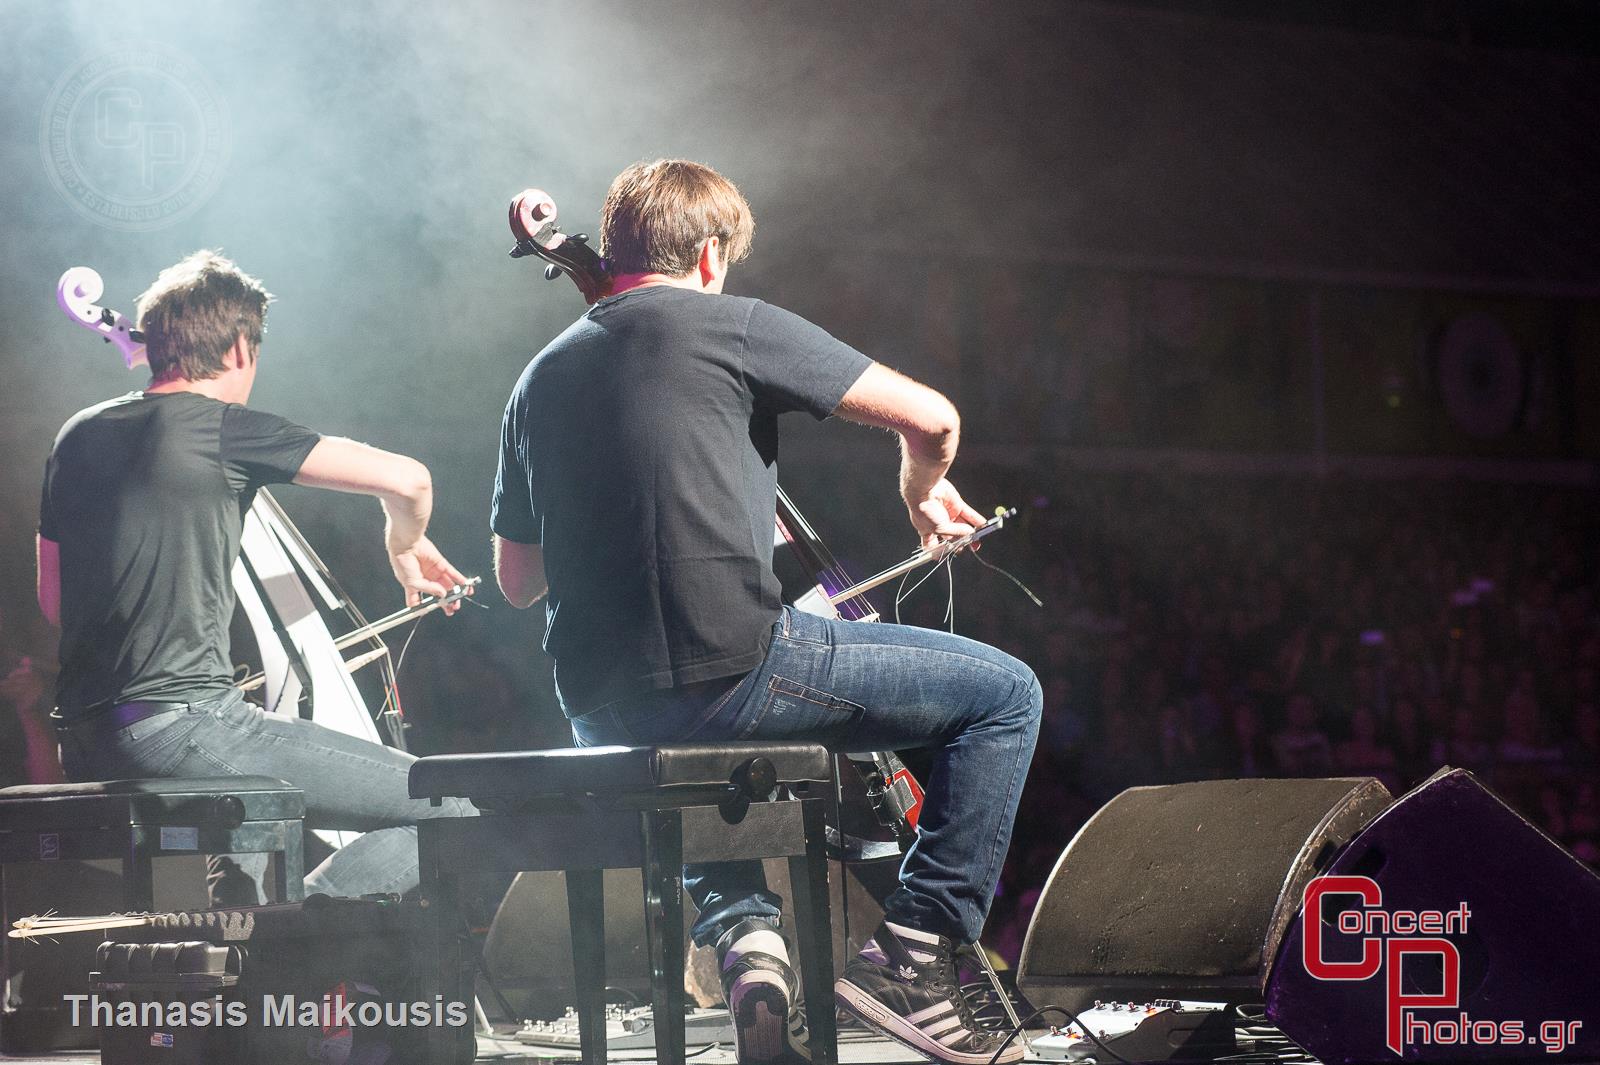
543, 264, 561, 281
569, 233, 590, 245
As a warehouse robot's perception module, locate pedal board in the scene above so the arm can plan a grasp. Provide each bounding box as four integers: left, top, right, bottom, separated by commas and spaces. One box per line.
516, 1005, 733, 1051
1029, 1000, 1235, 1062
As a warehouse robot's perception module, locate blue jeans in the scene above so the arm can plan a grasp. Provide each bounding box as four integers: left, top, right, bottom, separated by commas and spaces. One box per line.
571, 606, 1042, 947
59, 688, 475, 901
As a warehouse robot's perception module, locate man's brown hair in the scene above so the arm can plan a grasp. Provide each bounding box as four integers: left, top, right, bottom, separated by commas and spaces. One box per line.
135, 250, 273, 382
600, 159, 755, 277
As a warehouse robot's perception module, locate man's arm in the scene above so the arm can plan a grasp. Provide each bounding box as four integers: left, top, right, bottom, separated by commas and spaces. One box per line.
35, 535, 59, 628
294, 437, 470, 610
494, 535, 547, 609
834, 363, 985, 549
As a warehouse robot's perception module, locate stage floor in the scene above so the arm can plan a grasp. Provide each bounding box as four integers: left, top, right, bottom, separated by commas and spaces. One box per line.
2, 1026, 938, 1065
0, 1021, 1345, 1064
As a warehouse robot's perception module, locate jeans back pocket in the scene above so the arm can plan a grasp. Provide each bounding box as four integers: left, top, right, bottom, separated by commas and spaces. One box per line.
740, 675, 864, 742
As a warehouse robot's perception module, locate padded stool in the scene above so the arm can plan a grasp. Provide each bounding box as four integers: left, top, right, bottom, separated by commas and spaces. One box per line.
0, 777, 307, 910
410, 743, 838, 1065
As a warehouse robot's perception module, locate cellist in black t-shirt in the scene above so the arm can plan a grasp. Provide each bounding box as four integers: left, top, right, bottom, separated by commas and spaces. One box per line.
492, 160, 1042, 1065
37, 249, 475, 904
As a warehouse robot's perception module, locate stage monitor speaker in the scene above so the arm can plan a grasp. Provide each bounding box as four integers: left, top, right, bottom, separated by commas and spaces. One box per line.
1264, 768, 1600, 1064
1017, 776, 1392, 1013
484, 869, 654, 1018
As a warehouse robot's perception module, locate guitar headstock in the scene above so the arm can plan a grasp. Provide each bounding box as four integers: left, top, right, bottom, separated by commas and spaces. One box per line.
57, 267, 147, 369
508, 188, 613, 305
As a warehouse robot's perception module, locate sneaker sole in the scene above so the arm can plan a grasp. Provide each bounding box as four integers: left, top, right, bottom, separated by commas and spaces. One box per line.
730, 973, 791, 1063
834, 979, 1023, 1065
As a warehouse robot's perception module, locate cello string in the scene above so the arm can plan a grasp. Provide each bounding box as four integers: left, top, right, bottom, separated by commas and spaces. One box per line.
775, 502, 871, 621
810, 534, 872, 621
373, 620, 423, 727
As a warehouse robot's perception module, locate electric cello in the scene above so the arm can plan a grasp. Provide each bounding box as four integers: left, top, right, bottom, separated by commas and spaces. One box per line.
506, 190, 1015, 861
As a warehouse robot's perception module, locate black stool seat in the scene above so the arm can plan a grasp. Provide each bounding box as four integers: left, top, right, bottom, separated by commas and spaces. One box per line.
409, 743, 832, 806
0, 777, 305, 832
410, 743, 838, 1065
0, 777, 306, 908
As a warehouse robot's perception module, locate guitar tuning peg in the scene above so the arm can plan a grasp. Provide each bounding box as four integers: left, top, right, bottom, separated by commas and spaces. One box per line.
543, 264, 561, 281
570, 233, 590, 245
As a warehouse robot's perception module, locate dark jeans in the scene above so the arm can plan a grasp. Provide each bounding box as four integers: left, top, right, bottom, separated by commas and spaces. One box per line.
59, 688, 474, 900
571, 606, 1042, 947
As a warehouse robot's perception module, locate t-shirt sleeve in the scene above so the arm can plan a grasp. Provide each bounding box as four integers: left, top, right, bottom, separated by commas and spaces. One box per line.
38, 456, 59, 541
219, 405, 322, 490
490, 386, 540, 544
742, 300, 873, 419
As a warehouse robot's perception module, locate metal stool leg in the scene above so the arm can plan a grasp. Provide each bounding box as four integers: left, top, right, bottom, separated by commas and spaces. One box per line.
788, 796, 838, 1065
122, 828, 156, 910
418, 826, 475, 1065
566, 868, 608, 1065
642, 808, 687, 1065
277, 822, 305, 902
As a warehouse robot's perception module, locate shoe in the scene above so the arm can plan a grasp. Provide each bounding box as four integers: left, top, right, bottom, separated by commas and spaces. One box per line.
716, 917, 809, 1063
834, 920, 1023, 1065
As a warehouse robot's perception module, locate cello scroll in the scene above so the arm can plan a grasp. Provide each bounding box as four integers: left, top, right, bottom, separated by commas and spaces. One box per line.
57, 267, 147, 369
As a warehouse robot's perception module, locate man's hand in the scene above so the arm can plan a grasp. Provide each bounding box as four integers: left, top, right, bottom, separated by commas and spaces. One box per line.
2, 657, 64, 784
0, 657, 49, 713
906, 478, 986, 554
388, 536, 472, 614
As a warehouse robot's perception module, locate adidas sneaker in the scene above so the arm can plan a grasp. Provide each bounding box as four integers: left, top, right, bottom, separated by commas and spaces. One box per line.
715, 917, 809, 1063
834, 920, 1023, 1065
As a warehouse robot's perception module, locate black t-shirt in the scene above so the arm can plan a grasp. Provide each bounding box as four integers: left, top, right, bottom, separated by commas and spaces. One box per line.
492, 286, 871, 717
39, 392, 322, 714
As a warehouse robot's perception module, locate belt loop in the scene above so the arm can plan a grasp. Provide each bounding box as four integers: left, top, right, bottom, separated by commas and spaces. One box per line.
54, 726, 84, 774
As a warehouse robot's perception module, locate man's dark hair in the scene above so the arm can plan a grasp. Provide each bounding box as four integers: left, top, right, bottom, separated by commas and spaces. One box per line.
600, 159, 755, 277
135, 250, 273, 382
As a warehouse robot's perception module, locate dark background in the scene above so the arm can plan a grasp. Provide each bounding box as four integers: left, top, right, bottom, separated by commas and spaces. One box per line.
2, 0, 1597, 957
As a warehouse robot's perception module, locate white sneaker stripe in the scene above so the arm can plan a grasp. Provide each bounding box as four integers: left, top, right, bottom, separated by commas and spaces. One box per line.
922, 1013, 964, 1036
835, 980, 1024, 1065
903, 1000, 956, 1025
938, 1026, 975, 1047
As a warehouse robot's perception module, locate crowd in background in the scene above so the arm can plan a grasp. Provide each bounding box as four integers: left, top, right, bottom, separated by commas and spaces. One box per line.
958, 465, 1600, 962
3, 465, 1596, 963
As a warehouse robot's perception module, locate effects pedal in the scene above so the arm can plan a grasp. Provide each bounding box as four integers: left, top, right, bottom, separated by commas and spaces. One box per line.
1029, 1000, 1235, 1062
515, 1005, 733, 1051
